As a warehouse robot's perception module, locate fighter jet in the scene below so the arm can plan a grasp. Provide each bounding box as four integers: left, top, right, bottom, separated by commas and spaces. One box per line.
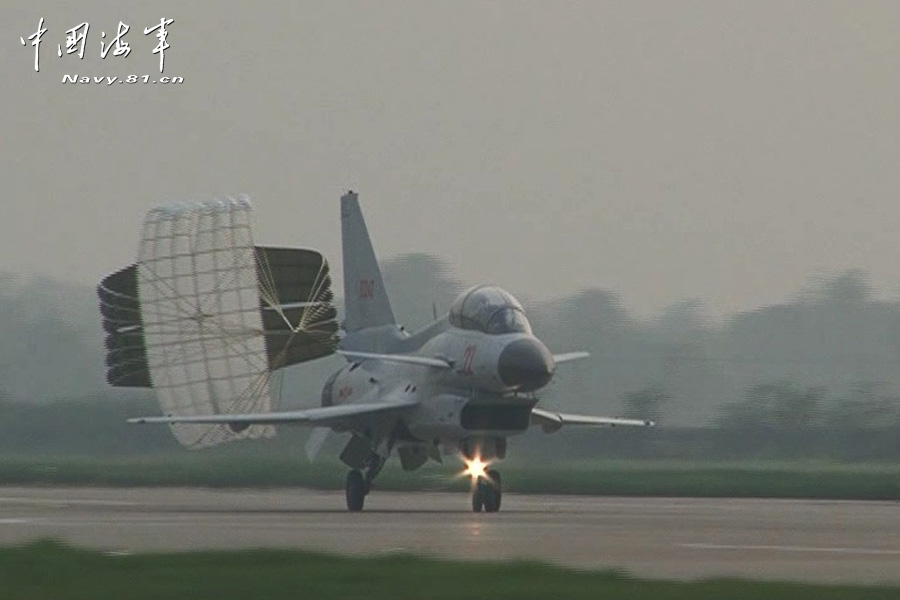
117, 192, 652, 512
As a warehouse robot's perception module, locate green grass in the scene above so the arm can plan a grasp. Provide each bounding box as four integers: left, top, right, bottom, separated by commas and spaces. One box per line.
1, 540, 897, 600
504, 459, 900, 499
0, 454, 898, 499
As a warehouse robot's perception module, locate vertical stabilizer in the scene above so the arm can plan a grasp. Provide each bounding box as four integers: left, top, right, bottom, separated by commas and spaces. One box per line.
341, 191, 396, 332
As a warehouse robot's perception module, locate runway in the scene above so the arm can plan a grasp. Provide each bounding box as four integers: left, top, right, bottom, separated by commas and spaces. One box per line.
0, 486, 897, 585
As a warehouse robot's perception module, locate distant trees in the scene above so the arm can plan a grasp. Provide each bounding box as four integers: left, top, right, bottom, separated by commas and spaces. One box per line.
802, 269, 873, 305
0, 276, 103, 403
718, 380, 824, 430
822, 381, 900, 430
718, 379, 899, 431
620, 386, 672, 423
710, 378, 899, 459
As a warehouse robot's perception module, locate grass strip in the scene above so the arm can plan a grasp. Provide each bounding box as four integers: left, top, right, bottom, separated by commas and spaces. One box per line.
1, 540, 898, 600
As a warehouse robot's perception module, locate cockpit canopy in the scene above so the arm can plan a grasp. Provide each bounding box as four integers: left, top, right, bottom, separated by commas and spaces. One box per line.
448, 285, 532, 335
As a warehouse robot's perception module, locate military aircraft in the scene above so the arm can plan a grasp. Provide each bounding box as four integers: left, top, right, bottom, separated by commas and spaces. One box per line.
100, 192, 652, 512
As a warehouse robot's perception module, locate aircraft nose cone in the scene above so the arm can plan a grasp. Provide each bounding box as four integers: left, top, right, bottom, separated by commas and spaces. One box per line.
498, 338, 555, 391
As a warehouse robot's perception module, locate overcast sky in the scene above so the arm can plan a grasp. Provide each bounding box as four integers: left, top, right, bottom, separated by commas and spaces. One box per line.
2, 1, 900, 318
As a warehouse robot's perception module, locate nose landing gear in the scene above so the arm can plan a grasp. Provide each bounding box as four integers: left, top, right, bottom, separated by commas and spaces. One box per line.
345, 469, 366, 511
472, 469, 502, 513
345, 453, 387, 512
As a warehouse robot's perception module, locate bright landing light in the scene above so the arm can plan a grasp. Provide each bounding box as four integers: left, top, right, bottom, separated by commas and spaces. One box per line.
462, 456, 490, 481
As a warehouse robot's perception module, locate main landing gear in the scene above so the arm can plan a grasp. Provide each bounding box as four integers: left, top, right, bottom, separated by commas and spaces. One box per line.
345, 454, 387, 511
472, 469, 502, 513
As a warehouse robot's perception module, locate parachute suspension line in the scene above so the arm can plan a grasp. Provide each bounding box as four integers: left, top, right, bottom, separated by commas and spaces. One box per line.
252, 242, 338, 370
215, 357, 274, 422
191, 198, 259, 341
140, 213, 260, 340
135, 205, 256, 333
298, 259, 331, 334
207, 202, 263, 336
191, 362, 276, 449
208, 202, 275, 426
189, 337, 277, 449
195, 206, 269, 348
254, 243, 291, 331
137, 265, 207, 325
252, 241, 303, 375
188, 205, 221, 423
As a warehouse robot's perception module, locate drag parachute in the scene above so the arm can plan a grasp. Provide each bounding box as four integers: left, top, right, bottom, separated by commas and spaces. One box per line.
97, 196, 339, 448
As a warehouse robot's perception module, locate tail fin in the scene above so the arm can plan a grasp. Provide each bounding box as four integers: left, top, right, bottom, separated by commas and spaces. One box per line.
341, 191, 396, 332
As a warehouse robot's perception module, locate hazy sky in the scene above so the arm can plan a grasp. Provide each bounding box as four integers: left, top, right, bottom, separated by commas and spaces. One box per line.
3, 1, 900, 318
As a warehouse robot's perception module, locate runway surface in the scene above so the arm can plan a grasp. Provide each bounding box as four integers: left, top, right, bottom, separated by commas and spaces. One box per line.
0, 486, 897, 585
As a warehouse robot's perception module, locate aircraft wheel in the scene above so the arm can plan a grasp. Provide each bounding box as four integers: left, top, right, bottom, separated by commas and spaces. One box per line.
472, 484, 484, 512
346, 470, 366, 512
484, 469, 502, 513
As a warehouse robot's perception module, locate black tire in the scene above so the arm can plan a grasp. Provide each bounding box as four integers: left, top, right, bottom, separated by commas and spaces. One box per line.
346, 470, 366, 512
484, 470, 502, 513
472, 484, 484, 512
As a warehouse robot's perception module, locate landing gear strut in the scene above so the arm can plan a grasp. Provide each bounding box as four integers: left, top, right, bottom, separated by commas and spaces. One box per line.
345, 453, 387, 512
472, 469, 502, 513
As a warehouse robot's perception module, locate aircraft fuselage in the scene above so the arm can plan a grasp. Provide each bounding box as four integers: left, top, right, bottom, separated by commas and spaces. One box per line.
323, 319, 557, 460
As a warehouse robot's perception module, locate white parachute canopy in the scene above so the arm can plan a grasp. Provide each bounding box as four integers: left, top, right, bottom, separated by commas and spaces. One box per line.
136, 196, 276, 449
